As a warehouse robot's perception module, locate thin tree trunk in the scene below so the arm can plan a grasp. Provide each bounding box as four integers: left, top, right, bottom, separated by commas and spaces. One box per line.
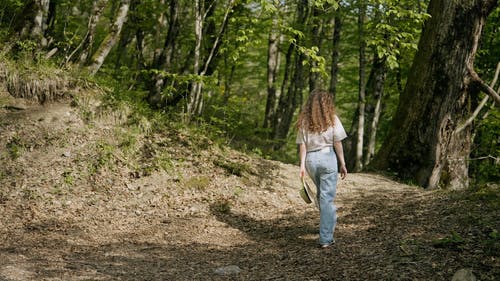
148, 0, 180, 107
273, 43, 294, 138
272, 0, 309, 146
309, 6, 324, 92
153, 0, 167, 61
364, 56, 387, 166
75, 0, 108, 65
263, 14, 281, 128
222, 62, 236, 104
188, 0, 236, 117
188, 0, 203, 117
43, 0, 56, 44
329, 12, 342, 101
354, 0, 367, 172
86, 0, 130, 75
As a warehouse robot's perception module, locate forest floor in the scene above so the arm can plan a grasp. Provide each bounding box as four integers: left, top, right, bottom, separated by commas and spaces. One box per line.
0, 92, 498, 281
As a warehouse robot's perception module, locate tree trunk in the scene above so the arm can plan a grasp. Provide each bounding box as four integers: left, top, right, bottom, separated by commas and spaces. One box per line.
272, 0, 309, 146
364, 55, 387, 166
86, 0, 130, 75
76, 0, 108, 65
354, 0, 367, 172
188, 0, 203, 117
309, 6, 325, 92
329, 12, 342, 101
148, 0, 180, 107
44, 0, 56, 41
188, 0, 236, 117
114, 0, 143, 69
263, 14, 281, 129
371, 0, 498, 189
23, 0, 50, 47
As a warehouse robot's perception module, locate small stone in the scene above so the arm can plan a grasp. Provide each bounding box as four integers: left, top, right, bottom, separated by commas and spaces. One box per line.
63, 151, 71, 157
452, 268, 476, 281
214, 265, 241, 276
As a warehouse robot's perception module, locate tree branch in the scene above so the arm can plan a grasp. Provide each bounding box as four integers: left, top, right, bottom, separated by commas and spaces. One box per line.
200, 0, 236, 76
456, 62, 500, 133
468, 64, 500, 106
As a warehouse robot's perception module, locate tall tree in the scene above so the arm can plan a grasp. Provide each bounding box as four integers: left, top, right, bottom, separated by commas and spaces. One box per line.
272, 0, 310, 144
329, 10, 342, 100
86, 0, 130, 75
70, 0, 109, 65
372, 0, 499, 189
354, 0, 367, 172
188, 0, 236, 117
308, 6, 326, 91
364, 54, 387, 166
148, 0, 181, 107
263, 4, 282, 129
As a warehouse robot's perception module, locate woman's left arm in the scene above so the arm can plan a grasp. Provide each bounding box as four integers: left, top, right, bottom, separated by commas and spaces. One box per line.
333, 141, 347, 179
299, 143, 307, 178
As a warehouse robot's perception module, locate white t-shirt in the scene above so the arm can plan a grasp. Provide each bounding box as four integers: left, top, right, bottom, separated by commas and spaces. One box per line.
296, 115, 347, 152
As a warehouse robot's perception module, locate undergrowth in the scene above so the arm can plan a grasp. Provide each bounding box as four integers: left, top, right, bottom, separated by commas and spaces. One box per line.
440, 185, 500, 257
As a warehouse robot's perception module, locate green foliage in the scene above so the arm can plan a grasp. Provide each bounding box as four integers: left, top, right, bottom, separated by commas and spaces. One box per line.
485, 229, 500, 256
6, 135, 24, 160
470, 109, 500, 185
88, 141, 116, 176
476, 7, 500, 80
298, 45, 328, 78
62, 170, 74, 186
366, 0, 430, 69
312, 0, 339, 10
0, 0, 24, 31
432, 230, 465, 249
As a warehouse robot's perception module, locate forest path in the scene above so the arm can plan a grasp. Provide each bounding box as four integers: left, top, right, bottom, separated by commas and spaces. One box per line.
0, 100, 497, 281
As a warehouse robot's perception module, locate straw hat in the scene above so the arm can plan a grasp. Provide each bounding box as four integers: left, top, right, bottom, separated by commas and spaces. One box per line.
300, 177, 319, 208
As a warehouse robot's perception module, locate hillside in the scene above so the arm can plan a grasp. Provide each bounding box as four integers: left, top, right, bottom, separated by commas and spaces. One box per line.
0, 91, 498, 281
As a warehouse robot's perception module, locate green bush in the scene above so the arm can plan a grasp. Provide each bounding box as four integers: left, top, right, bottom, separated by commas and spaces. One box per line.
470, 109, 500, 185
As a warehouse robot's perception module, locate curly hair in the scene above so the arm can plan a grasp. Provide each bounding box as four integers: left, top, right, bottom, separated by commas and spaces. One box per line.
296, 89, 336, 133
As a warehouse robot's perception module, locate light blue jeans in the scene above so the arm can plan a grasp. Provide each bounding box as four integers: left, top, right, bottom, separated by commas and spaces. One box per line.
305, 147, 338, 245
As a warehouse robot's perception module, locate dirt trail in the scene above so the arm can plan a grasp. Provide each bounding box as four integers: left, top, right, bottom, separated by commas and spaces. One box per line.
0, 101, 498, 281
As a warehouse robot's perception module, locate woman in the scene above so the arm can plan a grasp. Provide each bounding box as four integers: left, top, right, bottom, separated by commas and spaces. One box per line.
296, 89, 347, 248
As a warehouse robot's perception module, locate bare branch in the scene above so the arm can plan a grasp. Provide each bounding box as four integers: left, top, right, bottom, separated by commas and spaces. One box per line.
455, 62, 500, 133
491, 61, 500, 87
200, 0, 236, 76
454, 95, 489, 134
469, 66, 500, 106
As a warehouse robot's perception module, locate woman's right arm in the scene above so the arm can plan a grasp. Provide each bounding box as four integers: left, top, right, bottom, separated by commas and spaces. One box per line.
334, 141, 347, 179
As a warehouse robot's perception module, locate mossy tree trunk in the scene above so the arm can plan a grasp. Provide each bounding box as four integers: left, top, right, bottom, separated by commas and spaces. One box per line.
78, 0, 108, 64
86, 0, 130, 75
371, 0, 498, 189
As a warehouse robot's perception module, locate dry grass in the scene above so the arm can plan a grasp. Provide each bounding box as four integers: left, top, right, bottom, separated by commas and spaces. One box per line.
0, 61, 87, 104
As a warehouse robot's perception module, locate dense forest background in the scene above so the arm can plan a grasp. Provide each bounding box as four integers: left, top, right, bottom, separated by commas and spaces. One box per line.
1, 0, 498, 188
